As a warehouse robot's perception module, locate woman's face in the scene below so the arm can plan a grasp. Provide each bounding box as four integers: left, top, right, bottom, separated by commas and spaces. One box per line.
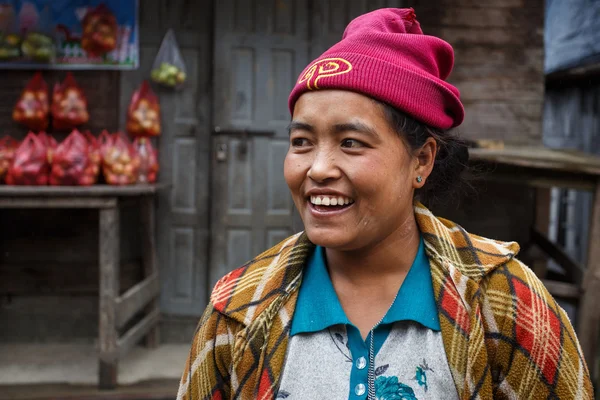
284, 90, 432, 251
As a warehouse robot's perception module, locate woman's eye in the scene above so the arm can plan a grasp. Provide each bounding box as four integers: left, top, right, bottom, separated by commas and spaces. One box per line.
291, 138, 308, 147
341, 139, 363, 148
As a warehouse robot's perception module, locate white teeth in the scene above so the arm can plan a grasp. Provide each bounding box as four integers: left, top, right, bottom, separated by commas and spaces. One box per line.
310, 195, 354, 207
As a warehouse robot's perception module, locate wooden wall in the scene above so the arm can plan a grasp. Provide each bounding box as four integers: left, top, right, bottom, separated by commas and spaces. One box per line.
412, 0, 545, 144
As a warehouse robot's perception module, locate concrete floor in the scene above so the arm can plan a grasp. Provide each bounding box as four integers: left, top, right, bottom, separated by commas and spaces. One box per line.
0, 343, 190, 386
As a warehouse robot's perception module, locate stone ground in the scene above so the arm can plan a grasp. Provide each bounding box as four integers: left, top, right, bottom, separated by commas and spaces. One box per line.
0, 343, 189, 399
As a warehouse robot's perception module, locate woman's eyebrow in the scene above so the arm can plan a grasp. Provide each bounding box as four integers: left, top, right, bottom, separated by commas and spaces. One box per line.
287, 121, 313, 135
333, 122, 380, 139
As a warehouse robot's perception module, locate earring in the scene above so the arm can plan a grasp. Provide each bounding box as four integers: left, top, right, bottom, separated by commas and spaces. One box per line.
416, 176, 423, 183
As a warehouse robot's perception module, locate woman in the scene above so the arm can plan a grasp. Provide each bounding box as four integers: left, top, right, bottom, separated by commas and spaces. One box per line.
178, 8, 593, 400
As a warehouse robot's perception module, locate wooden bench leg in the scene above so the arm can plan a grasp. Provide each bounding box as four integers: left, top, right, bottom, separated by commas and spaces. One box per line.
141, 195, 160, 348
99, 206, 120, 390
577, 180, 600, 381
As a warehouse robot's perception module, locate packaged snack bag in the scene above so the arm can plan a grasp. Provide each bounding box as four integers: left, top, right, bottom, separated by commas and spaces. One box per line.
133, 137, 159, 183
81, 4, 118, 57
12, 72, 49, 131
0, 135, 19, 182
6, 131, 51, 185
101, 132, 140, 185
51, 72, 89, 130
126, 81, 161, 137
49, 129, 99, 186
150, 29, 187, 89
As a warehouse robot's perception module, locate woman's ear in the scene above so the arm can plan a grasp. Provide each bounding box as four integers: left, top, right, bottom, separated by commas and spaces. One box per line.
413, 137, 437, 188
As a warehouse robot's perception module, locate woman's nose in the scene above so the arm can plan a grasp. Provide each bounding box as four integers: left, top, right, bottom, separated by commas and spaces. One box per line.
307, 149, 341, 183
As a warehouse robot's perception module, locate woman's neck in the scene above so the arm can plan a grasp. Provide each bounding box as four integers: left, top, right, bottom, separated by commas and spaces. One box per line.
324, 214, 421, 287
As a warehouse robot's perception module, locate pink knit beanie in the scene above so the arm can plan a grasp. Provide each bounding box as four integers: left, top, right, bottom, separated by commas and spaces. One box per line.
288, 8, 464, 130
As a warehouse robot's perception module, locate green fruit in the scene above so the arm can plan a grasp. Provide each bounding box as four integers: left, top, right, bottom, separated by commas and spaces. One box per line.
151, 69, 160, 81
176, 71, 186, 83
33, 47, 53, 61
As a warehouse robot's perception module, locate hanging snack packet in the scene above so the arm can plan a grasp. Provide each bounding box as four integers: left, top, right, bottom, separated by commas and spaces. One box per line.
81, 4, 118, 57
150, 29, 187, 89
51, 72, 89, 130
101, 132, 141, 185
133, 137, 159, 183
13, 72, 49, 131
6, 131, 51, 185
126, 81, 161, 137
0, 135, 19, 182
49, 129, 92, 186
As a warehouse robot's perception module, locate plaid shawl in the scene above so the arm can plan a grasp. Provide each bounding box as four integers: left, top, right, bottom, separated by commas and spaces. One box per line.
177, 203, 593, 399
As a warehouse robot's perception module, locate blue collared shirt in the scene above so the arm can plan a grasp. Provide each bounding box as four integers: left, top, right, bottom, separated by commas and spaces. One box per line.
291, 236, 440, 337
284, 237, 446, 400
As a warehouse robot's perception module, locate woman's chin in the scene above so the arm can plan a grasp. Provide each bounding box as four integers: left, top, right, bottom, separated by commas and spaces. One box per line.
305, 227, 354, 249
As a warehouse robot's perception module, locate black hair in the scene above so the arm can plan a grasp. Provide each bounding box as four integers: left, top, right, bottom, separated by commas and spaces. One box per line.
377, 100, 470, 207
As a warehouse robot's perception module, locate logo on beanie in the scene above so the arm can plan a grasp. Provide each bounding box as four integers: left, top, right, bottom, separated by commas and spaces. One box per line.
298, 58, 353, 90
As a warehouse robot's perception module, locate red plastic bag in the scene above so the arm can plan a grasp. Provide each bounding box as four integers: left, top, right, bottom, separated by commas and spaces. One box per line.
51, 72, 89, 130
81, 4, 118, 57
126, 81, 161, 137
101, 132, 140, 185
49, 129, 98, 186
38, 131, 57, 164
6, 132, 51, 185
0, 135, 19, 182
13, 72, 49, 131
133, 137, 159, 183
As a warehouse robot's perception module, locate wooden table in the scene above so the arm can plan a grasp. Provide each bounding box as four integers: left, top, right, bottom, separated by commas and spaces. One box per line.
0, 184, 164, 390
468, 146, 600, 378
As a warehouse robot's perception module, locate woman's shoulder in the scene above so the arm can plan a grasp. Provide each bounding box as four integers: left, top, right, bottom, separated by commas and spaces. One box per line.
209, 232, 311, 321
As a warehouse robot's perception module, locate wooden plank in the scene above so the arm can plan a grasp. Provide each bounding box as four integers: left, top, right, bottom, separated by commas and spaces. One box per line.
468, 164, 597, 192
0, 197, 116, 209
577, 179, 600, 378
140, 196, 160, 347
117, 308, 161, 359
115, 273, 160, 329
98, 207, 119, 390
533, 188, 551, 278
0, 184, 165, 197
541, 280, 581, 300
469, 147, 600, 177
530, 228, 585, 284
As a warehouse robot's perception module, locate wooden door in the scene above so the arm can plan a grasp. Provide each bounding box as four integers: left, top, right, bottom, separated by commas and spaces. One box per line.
210, 0, 309, 288
120, 1, 214, 316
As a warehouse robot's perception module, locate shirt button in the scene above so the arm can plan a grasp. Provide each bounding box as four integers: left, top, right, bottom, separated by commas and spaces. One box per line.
356, 356, 367, 370
355, 383, 366, 396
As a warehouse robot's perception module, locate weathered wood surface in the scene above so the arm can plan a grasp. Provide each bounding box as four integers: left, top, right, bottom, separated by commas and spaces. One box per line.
117, 308, 161, 359
469, 147, 600, 177
98, 207, 119, 390
141, 196, 160, 347
541, 280, 581, 300
410, 1, 544, 144
0, 184, 166, 197
530, 228, 585, 284
115, 273, 159, 329
577, 179, 600, 378
0, 197, 117, 208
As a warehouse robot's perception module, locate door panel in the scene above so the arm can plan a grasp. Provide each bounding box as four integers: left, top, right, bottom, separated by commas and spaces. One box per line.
210, 0, 309, 288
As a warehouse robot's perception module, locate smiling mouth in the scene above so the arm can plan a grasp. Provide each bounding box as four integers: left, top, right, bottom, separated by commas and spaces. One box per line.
308, 195, 354, 212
